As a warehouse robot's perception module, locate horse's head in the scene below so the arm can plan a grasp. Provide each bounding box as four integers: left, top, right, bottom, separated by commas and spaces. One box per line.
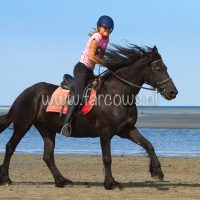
145, 46, 178, 100
105, 43, 178, 100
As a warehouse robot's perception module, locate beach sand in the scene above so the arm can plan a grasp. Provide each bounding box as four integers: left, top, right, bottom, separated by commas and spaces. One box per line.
0, 155, 200, 200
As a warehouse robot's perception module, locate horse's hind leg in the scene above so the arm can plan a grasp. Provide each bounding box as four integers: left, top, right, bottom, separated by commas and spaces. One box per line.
0, 127, 30, 185
122, 128, 164, 180
37, 127, 73, 187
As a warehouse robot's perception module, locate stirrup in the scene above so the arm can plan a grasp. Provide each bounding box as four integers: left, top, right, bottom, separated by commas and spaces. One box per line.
60, 123, 72, 137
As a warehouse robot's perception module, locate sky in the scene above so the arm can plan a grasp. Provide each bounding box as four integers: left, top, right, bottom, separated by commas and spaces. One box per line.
0, 0, 199, 106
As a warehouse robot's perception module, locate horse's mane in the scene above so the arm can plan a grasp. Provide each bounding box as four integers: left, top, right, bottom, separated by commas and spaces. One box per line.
105, 43, 152, 70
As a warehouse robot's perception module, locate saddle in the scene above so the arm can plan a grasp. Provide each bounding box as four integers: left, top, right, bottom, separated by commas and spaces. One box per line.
46, 74, 100, 116
60, 74, 99, 93
60, 74, 75, 90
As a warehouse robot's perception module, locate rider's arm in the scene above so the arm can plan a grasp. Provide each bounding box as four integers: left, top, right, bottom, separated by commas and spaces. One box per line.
88, 39, 107, 66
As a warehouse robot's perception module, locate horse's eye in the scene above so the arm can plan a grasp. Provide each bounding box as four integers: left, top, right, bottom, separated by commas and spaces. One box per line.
156, 67, 163, 73
153, 66, 162, 72
153, 65, 160, 70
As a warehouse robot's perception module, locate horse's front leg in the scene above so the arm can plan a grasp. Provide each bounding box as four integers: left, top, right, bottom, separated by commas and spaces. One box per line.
124, 128, 164, 180
100, 135, 122, 190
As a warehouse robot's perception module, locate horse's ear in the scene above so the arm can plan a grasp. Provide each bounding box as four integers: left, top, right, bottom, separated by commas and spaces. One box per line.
151, 45, 158, 58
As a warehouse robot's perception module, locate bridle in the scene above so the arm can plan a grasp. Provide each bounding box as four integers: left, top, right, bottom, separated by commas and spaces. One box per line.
109, 59, 172, 94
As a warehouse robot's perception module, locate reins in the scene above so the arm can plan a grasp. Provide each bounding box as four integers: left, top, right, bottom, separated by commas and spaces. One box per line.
97, 59, 172, 93
110, 70, 156, 91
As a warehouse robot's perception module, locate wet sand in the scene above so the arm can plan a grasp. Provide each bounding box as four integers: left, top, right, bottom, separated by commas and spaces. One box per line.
136, 107, 200, 129
1, 106, 200, 129
0, 155, 200, 200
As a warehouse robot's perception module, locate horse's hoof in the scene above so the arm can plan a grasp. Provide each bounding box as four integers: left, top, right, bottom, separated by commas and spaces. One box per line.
151, 173, 164, 181
104, 180, 122, 190
113, 180, 123, 190
64, 179, 73, 185
150, 165, 164, 181
55, 178, 73, 187
0, 179, 12, 186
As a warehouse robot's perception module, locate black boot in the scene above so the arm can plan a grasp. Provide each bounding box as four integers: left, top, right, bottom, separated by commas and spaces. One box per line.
60, 105, 77, 136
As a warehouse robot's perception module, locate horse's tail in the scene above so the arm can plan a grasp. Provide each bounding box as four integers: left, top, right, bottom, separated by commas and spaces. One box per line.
0, 102, 15, 133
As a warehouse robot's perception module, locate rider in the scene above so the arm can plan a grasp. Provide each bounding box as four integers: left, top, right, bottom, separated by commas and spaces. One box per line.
61, 15, 114, 136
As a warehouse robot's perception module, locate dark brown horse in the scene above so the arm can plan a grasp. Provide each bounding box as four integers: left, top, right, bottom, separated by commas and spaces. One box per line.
0, 45, 178, 190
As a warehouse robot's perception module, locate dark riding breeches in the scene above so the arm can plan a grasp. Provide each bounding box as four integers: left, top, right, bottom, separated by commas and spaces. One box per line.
73, 62, 94, 104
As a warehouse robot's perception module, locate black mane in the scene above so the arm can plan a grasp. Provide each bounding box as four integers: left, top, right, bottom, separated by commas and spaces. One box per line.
105, 43, 152, 70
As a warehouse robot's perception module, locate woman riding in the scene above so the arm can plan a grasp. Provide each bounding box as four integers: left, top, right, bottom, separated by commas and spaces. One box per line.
61, 15, 114, 136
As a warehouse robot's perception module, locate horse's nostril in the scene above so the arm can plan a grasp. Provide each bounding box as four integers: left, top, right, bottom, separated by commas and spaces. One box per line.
170, 90, 178, 97
173, 90, 178, 95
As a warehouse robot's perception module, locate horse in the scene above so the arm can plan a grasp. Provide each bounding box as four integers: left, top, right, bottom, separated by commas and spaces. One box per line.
0, 44, 178, 190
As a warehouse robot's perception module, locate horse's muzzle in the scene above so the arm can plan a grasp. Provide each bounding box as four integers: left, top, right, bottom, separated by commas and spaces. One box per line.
169, 89, 178, 99
160, 87, 178, 100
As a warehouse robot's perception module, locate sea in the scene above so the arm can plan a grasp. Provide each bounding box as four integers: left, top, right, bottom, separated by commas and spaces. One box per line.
0, 127, 200, 157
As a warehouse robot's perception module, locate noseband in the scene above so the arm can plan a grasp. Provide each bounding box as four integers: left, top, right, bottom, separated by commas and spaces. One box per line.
110, 59, 172, 94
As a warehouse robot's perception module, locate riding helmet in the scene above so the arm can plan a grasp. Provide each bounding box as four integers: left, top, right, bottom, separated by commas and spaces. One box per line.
97, 15, 114, 31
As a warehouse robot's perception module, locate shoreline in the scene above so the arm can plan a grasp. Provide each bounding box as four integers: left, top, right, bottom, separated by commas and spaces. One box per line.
1, 152, 200, 157
1, 152, 200, 158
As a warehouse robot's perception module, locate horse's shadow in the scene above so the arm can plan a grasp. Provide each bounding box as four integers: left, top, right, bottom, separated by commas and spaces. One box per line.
12, 181, 200, 190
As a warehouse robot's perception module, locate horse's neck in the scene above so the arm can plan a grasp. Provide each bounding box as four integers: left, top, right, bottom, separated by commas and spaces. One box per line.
110, 59, 147, 95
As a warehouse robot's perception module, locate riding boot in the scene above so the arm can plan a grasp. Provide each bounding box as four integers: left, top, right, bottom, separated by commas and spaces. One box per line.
60, 104, 77, 136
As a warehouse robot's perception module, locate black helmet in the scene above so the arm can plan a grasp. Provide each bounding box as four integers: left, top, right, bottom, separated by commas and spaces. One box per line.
97, 15, 114, 31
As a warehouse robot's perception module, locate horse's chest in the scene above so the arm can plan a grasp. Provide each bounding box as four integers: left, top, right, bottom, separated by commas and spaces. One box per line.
96, 107, 137, 132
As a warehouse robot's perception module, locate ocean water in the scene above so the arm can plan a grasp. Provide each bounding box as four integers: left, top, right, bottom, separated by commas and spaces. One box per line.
0, 128, 200, 157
